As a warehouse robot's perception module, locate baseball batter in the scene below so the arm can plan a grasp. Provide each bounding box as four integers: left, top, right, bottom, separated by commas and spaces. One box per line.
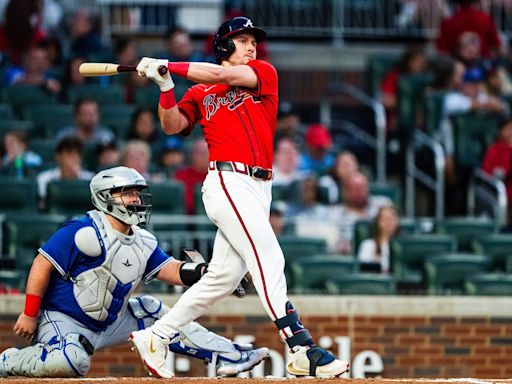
131, 16, 350, 378
0, 166, 268, 378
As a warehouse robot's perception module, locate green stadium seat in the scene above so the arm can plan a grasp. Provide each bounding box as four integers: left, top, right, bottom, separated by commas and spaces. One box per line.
0, 178, 37, 213
4, 213, 66, 270
397, 73, 434, 130
150, 181, 186, 215
0, 120, 34, 134
391, 234, 457, 285
46, 179, 93, 215
0, 269, 27, 291
472, 234, 512, 272
436, 217, 498, 251
365, 54, 399, 97
67, 84, 125, 105
452, 112, 501, 169
0, 103, 13, 120
100, 104, 136, 138
22, 104, 73, 137
465, 273, 512, 296
30, 139, 56, 165
325, 273, 396, 295
369, 181, 401, 206
289, 255, 357, 293
425, 253, 492, 295
278, 235, 327, 262
134, 86, 160, 110
423, 91, 446, 136
2, 85, 57, 115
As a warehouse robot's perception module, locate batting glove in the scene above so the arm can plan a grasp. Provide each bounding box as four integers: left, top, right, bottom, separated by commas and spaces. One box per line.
136, 57, 175, 92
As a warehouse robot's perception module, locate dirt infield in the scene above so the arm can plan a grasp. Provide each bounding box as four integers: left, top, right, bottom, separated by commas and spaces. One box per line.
1, 378, 512, 384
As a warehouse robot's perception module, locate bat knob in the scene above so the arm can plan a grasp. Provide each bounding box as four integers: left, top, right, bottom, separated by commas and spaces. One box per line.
158, 65, 168, 76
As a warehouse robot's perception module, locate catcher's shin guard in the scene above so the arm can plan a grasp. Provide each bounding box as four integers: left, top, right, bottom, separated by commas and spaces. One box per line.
0, 333, 91, 377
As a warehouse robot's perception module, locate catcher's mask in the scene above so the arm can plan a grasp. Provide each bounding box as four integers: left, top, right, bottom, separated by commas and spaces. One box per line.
213, 16, 267, 64
90, 166, 152, 226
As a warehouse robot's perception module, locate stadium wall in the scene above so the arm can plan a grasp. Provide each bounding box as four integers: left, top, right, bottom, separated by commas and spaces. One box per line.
0, 295, 511, 378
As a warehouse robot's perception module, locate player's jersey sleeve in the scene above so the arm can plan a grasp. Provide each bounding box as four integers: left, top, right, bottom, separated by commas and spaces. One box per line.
38, 218, 90, 277
245, 60, 278, 97
143, 245, 173, 283
178, 86, 201, 135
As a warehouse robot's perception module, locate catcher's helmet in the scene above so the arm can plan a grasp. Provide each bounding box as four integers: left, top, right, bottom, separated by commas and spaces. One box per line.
90, 166, 152, 226
213, 16, 267, 64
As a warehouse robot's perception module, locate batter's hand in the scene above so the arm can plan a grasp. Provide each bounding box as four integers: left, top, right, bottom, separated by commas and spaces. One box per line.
13, 313, 37, 341
136, 57, 174, 92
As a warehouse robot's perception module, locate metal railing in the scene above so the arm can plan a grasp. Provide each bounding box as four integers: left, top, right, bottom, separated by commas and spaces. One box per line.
405, 130, 445, 220
320, 82, 387, 182
467, 168, 508, 226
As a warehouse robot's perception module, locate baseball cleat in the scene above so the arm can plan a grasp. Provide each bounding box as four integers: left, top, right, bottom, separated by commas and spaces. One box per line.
216, 346, 270, 377
286, 345, 350, 378
129, 328, 174, 378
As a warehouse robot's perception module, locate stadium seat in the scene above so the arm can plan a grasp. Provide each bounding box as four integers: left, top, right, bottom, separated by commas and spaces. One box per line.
369, 181, 401, 206
425, 253, 492, 295
150, 181, 186, 215
423, 91, 446, 136
134, 86, 160, 110
278, 235, 327, 262
2, 85, 57, 115
436, 217, 498, 251
30, 139, 56, 166
289, 255, 357, 293
0, 177, 38, 213
365, 54, 399, 97
4, 213, 67, 270
67, 84, 125, 105
22, 104, 73, 137
465, 273, 512, 296
472, 234, 512, 272
391, 234, 457, 285
397, 73, 433, 130
46, 179, 94, 215
452, 112, 501, 169
0, 103, 13, 120
100, 104, 136, 138
325, 273, 396, 295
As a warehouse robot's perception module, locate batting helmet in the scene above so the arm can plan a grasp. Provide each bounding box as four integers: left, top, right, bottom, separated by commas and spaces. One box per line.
213, 16, 267, 64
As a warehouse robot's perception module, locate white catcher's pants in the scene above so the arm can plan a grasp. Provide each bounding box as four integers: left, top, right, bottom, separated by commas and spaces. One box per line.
152, 169, 290, 337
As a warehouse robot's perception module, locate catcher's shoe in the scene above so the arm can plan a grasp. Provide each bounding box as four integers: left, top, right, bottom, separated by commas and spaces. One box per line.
287, 345, 350, 377
129, 328, 174, 378
0, 348, 19, 377
216, 346, 270, 377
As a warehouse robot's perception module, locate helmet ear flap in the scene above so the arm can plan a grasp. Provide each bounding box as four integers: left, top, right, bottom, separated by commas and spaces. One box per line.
215, 37, 236, 64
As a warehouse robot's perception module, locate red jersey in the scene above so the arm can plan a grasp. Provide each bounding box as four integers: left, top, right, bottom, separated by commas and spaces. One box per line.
177, 60, 278, 169
482, 140, 512, 199
436, 5, 501, 58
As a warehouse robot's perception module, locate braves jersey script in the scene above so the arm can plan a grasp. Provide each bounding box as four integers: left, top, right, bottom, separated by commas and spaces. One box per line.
178, 59, 278, 169
38, 214, 170, 331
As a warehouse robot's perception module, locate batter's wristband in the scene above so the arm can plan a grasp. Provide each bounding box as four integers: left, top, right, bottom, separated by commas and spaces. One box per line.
24, 294, 42, 318
168, 62, 190, 78
159, 89, 177, 110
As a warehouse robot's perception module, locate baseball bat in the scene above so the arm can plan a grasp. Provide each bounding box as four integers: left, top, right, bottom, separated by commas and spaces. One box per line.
79, 63, 168, 77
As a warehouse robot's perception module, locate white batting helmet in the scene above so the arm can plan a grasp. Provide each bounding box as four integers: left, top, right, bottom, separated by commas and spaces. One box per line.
90, 166, 152, 226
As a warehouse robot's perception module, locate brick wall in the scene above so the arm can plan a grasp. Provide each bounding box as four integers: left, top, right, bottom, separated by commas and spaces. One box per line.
1, 311, 512, 378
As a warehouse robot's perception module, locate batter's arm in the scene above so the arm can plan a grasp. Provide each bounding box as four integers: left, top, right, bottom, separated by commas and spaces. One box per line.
158, 105, 189, 135
14, 254, 55, 340
172, 62, 258, 89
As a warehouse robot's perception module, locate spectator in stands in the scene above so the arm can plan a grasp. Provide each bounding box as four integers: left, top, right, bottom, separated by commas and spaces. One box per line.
159, 136, 185, 177
0, 0, 45, 65
95, 138, 120, 171
175, 139, 209, 214
357, 205, 400, 274
454, 31, 483, 70
156, 27, 204, 63
298, 123, 335, 175
69, 8, 104, 59
36, 136, 94, 209
120, 139, 162, 183
39, 36, 63, 68
269, 201, 288, 236
4, 45, 61, 95
275, 101, 303, 145
57, 98, 115, 145
336, 172, 392, 255
436, 0, 502, 59
482, 118, 512, 224
1, 129, 42, 178
114, 37, 150, 103
273, 137, 307, 187
126, 108, 159, 146
396, 0, 449, 31
319, 151, 360, 204
379, 46, 428, 130
433, 57, 507, 185
61, 56, 87, 92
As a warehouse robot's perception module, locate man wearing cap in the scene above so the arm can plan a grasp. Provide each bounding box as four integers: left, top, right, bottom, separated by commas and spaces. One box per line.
131, 16, 349, 378
299, 123, 335, 175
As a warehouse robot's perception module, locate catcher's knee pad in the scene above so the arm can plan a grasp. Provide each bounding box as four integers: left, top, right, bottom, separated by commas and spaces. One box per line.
274, 302, 314, 349
128, 295, 170, 330
0, 333, 91, 377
